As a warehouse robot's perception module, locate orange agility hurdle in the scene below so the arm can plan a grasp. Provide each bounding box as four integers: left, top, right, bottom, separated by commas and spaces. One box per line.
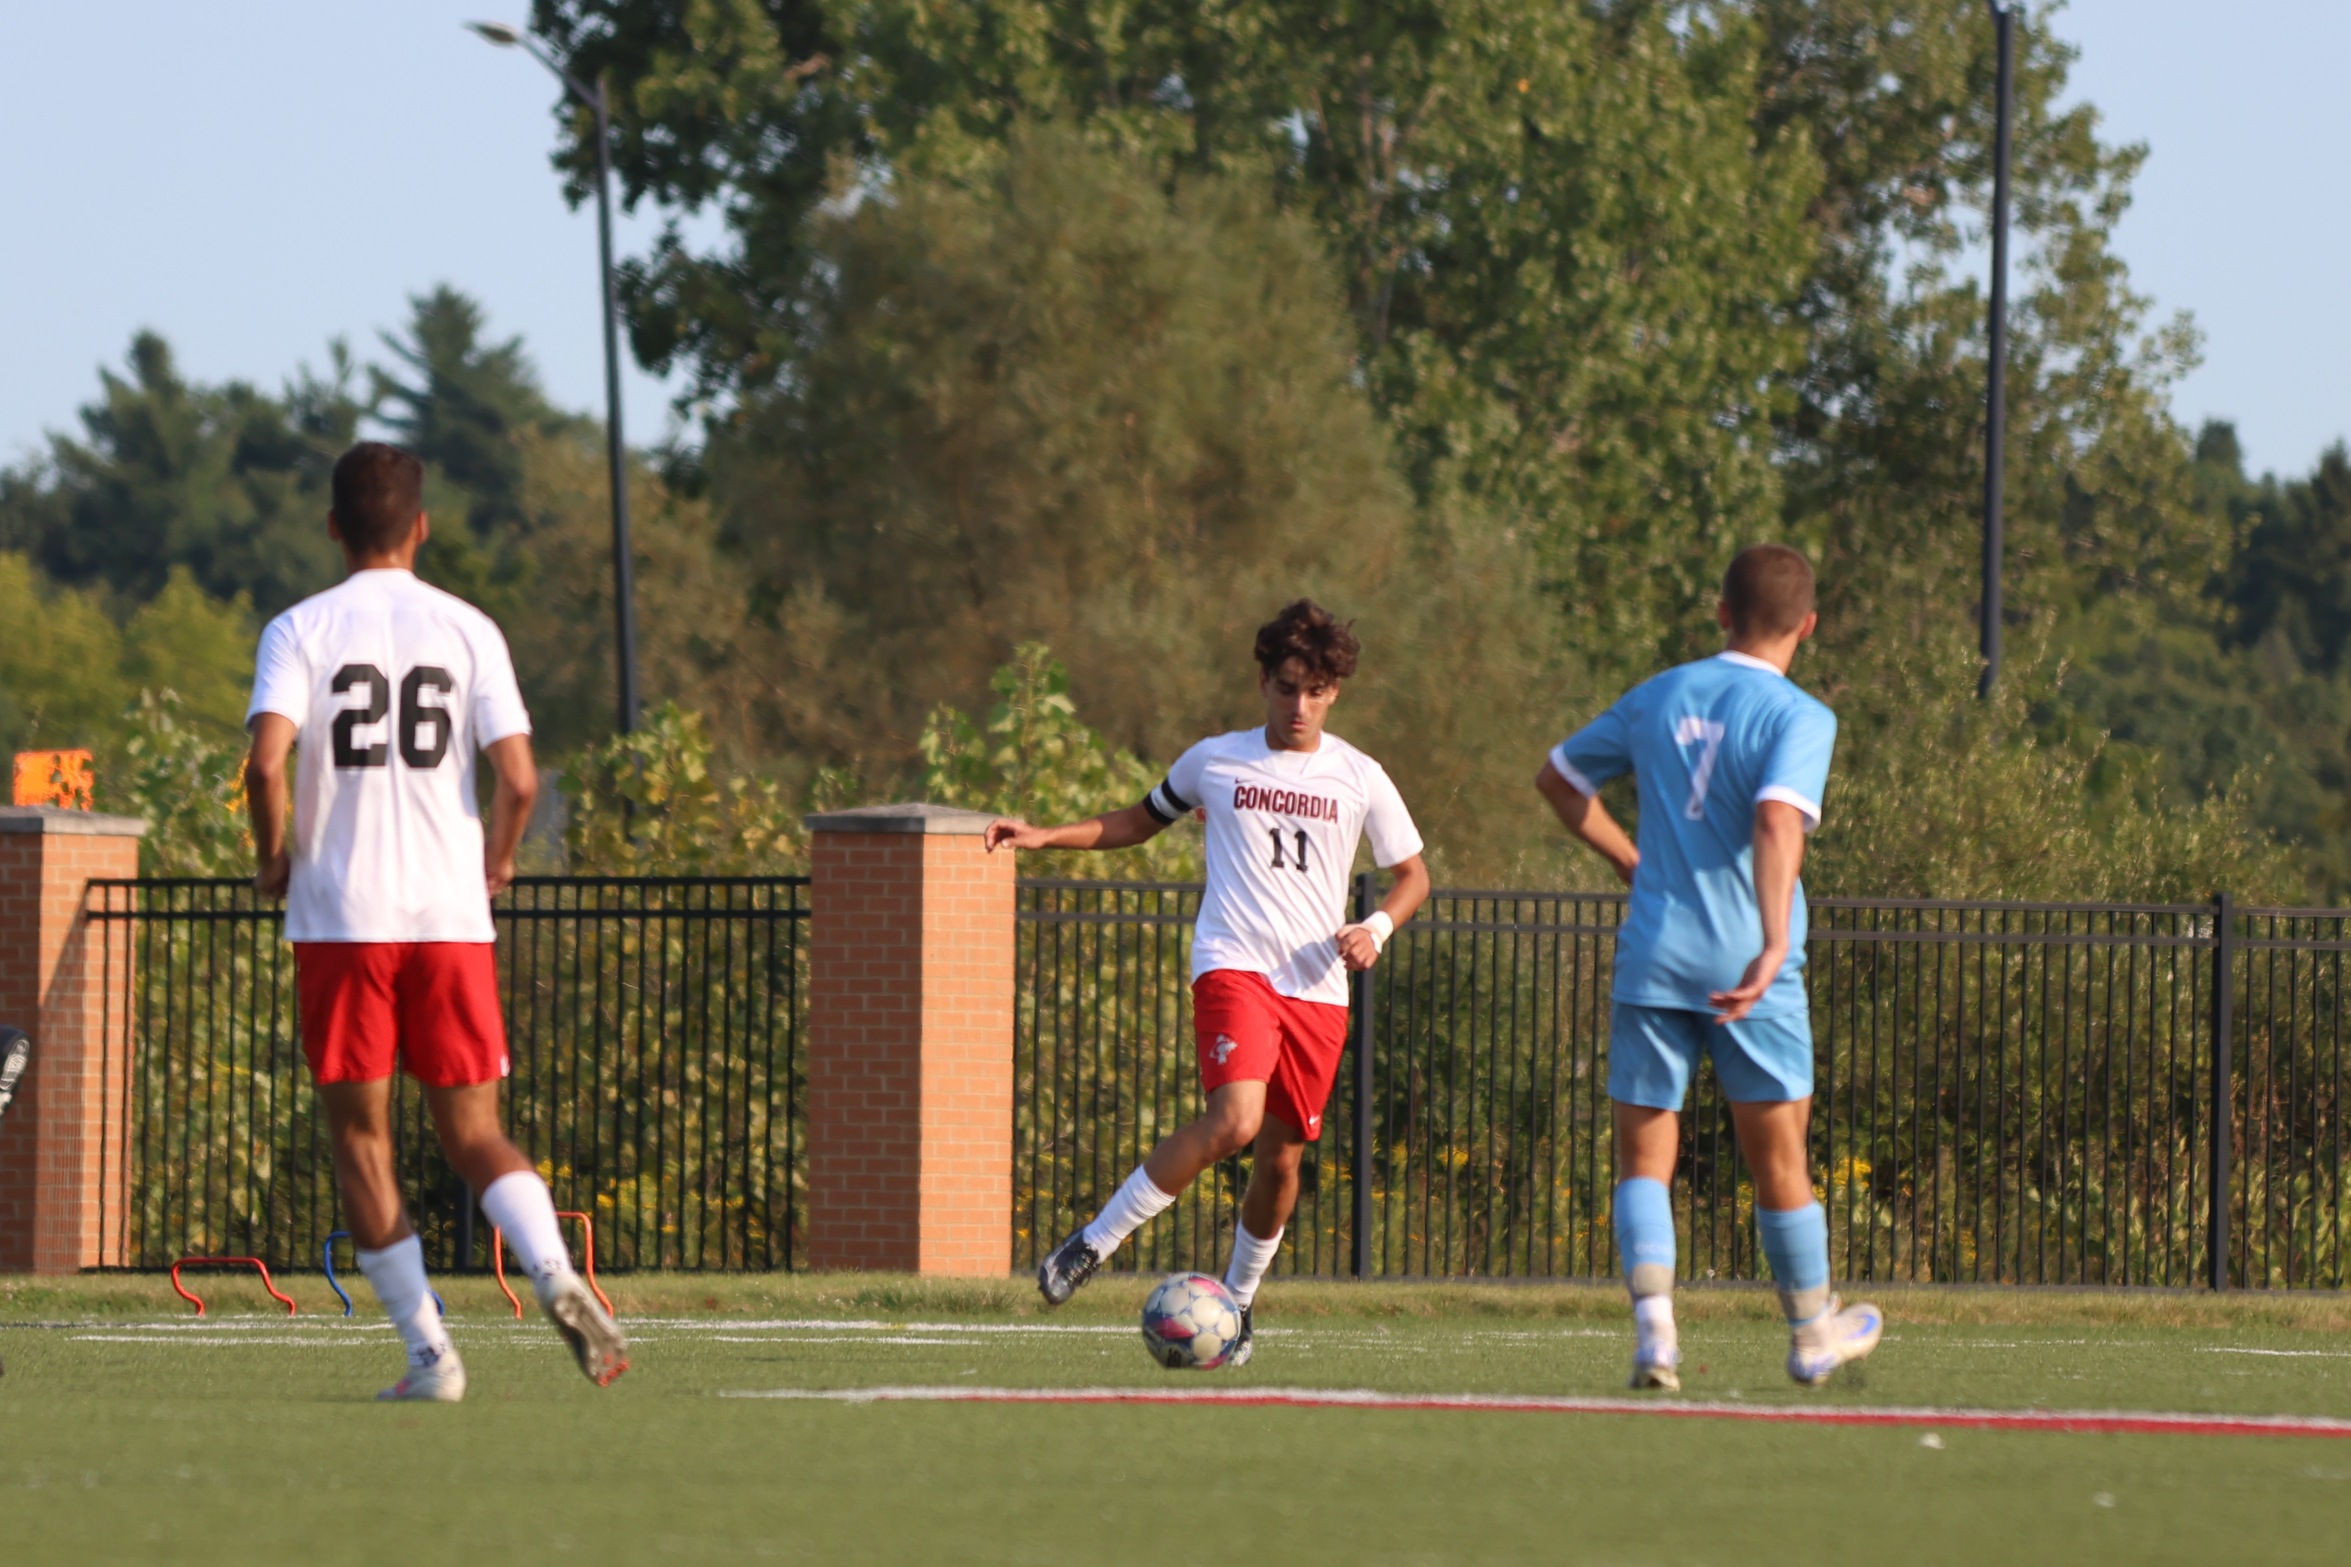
171, 1256, 298, 1317
491, 1211, 613, 1319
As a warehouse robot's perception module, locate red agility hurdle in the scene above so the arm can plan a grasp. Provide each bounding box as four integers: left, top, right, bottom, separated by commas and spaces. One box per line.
170, 1256, 298, 1317
491, 1211, 613, 1319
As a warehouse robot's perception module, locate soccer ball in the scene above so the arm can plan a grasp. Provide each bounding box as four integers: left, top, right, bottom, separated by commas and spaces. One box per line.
1141, 1272, 1243, 1370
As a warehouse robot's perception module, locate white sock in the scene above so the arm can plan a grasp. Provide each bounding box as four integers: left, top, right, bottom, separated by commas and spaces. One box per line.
1633, 1292, 1678, 1361
357, 1234, 453, 1369
1223, 1223, 1283, 1309
1081, 1166, 1178, 1256
480, 1170, 576, 1302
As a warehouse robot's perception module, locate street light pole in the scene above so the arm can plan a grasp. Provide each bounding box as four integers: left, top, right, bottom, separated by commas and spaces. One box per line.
1979, 2, 2017, 700
468, 22, 641, 734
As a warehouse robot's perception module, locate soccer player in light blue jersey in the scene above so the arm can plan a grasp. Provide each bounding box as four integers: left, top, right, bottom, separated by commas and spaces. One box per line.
1537, 544, 1881, 1391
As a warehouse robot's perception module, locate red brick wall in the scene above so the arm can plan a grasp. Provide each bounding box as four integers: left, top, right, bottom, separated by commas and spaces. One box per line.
914, 834, 1015, 1273
807, 829, 1014, 1273
0, 824, 141, 1273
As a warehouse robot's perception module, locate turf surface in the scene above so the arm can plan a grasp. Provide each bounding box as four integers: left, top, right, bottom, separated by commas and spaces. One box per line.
4, 1274, 2348, 1564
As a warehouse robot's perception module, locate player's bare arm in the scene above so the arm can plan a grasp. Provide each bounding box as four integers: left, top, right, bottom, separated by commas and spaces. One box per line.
983, 801, 1167, 854
1707, 799, 1807, 1023
1535, 758, 1639, 885
482, 734, 539, 895
1335, 851, 1430, 972
244, 712, 298, 898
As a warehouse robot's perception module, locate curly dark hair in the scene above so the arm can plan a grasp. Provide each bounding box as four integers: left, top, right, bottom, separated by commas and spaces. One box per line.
1254, 599, 1361, 684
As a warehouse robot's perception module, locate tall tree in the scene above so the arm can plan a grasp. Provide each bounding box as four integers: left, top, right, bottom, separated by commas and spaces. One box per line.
2228, 443, 2351, 673
0, 333, 351, 614
1744, 1, 2221, 659
700, 128, 1571, 872
530, 0, 1822, 667
370, 285, 573, 539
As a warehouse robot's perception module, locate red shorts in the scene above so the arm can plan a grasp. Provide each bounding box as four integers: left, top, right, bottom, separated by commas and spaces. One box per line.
294, 943, 510, 1087
1193, 969, 1350, 1141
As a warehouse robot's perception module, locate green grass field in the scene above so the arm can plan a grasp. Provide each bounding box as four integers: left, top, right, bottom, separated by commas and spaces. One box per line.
4, 1272, 2349, 1564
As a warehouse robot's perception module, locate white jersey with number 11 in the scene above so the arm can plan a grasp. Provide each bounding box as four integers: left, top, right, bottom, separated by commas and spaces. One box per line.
1144, 729, 1423, 1006
246, 568, 533, 945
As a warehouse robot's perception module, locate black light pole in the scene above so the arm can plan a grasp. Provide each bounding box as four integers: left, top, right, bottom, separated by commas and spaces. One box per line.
1979, 2, 2017, 699
469, 21, 641, 734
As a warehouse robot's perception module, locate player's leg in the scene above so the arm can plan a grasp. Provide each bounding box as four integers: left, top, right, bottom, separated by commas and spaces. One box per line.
1718, 1014, 1881, 1385
299, 941, 463, 1401
1215, 1111, 1305, 1369
1614, 1102, 1682, 1388
1039, 971, 1278, 1305
403, 943, 627, 1387
321, 1078, 465, 1401
1608, 1004, 1703, 1391
1219, 993, 1344, 1360
1227, 1114, 1303, 1306
1038, 1080, 1265, 1304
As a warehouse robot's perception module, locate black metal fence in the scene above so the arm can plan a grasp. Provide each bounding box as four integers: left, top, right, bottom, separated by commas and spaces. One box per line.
90, 876, 808, 1273
1014, 882, 2351, 1289
80, 873, 2351, 1288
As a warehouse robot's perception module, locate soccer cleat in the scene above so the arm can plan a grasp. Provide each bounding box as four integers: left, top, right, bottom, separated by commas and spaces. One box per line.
540, 1273, 630, 1387
377, 1346, 467, 1403
1036, 1230, 1103, 1306
1227, 1304, 1254, 1368
1786, 1297, 1883, 1387
1628, 1344, 1681, 1392
1626, 1343, 1683, 1390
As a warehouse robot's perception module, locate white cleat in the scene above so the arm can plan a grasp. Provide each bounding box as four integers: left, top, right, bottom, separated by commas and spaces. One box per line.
377, 1346, 466, 1402
539, 1273, 630, 1388
1628, 1346, 1682, 1392
1787, 1297, 1883, 1387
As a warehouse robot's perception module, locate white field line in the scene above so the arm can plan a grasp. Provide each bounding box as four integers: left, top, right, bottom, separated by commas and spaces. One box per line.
713, 1383, 2351, 1439
711, 1336, 975, 1346
57, 1320, 393, 1334
67, 1335, 375, 1347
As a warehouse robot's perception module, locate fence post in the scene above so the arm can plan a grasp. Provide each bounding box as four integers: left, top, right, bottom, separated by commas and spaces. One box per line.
804, 804, 1014, 1275
0, 807, 144, 1273
2208, 890, 2234, 1292
1350, 872, 1375, 1279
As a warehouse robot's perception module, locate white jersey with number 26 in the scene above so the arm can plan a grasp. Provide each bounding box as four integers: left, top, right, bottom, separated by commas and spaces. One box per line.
1145, 729, 1423, 1007
246, 568, 533, 944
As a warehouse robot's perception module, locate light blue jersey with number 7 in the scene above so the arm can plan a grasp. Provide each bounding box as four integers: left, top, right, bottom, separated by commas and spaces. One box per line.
1550, 651, 1837, 1018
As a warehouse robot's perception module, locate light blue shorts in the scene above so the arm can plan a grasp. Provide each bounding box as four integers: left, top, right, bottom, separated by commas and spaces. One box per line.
1607, 1002, 1814, 1109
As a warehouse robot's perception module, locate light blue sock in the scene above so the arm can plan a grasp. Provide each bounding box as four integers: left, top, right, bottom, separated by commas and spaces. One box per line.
1612, 1177, 1676, 1299
1757, 1203, 1831, 1325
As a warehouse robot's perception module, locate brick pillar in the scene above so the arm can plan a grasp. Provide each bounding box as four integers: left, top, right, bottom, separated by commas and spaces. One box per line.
0, 807, 145, 1273
805, 803, 1015, 1274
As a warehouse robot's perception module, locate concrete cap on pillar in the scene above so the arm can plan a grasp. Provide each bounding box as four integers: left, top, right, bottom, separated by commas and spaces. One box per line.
804, 802, 997, 835
0, 806, 147, 837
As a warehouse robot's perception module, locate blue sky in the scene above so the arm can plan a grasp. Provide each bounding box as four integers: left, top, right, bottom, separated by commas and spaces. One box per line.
3, 1, 2344, 477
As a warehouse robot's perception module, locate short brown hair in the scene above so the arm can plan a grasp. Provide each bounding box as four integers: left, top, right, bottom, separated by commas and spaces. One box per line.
1254, 599, 1360, 685
1722, 544, 1816, 637
330, 442, 425, 555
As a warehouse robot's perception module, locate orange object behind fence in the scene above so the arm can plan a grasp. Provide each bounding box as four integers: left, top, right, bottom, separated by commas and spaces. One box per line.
12, 749, 92, 809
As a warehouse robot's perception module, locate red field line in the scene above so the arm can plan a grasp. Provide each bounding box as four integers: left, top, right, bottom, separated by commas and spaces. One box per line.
720, 1384, 2351, 1440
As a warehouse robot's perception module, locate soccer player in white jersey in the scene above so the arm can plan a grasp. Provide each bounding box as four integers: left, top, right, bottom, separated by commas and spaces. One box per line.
1538, 544, 1880, 1391
243, 443, 628, 1402
986, 600, 1429, 1360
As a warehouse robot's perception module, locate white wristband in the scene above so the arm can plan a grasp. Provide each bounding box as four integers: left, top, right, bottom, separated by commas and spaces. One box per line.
1360, 910, 1395, 951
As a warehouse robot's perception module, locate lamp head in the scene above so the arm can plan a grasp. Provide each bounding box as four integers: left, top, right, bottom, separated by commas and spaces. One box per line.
466, 21, 523, 45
